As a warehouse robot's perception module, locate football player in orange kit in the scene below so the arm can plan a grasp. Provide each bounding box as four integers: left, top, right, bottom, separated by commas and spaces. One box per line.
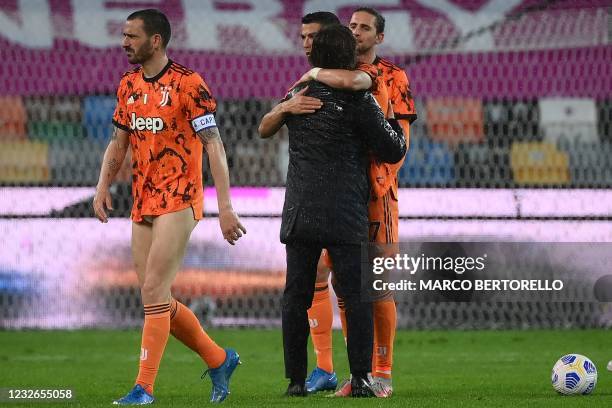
298, 7, 417, 397
92, 9, 246, 405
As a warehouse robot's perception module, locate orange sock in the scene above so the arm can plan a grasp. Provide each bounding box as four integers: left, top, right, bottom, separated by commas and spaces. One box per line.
136, 303, 171, 394
169, 299, 226, 369
337, 297, 347, 345
372, 299, 396, 379
307, 283, 334, 373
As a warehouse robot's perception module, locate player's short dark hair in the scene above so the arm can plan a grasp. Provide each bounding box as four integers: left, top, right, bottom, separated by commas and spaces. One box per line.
353, 7, 385, 34
309, 24, 356, 70
301, 11, 341, 27
127, 9, 171, 48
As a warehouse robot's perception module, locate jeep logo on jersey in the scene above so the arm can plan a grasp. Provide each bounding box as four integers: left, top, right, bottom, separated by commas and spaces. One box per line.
130, 113, 164, 134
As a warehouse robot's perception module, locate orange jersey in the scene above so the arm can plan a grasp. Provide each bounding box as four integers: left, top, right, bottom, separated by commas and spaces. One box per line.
356, 61, 378, 80
376, 57, 417, 125
356, 62, 389, 115
112, 60, 216, 222
368, 57, 417, 244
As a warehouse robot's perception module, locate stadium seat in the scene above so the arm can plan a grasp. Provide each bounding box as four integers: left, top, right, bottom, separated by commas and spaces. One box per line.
483, 100, 541, 145
539, 98, 598, 143
24, 95, 82, 122
216, 99, 286, 185
25, 96, 84, 141
598, 99, 611, 143
425, 97, 484, 145
559, 140, 612, 187
510, 141, 570, 186
454, 143, 511, 187
48, 139, 106, 185
82, 95, 116, 142
0, 96, 27, 139
399, 137, 455, 187
0, 140, 49, 183
29, 122, 85, 142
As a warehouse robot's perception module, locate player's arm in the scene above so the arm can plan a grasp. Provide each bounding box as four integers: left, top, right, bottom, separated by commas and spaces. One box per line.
383, 116, 410, 171
197, 127, 246, 245
93, 126, 130, 223
258, 86, 322, 138
258, 102, 288, 139
357, 94, 406, 164
293, 67, 372, 91
383, 69, 416, 170
397, 118, 410, 141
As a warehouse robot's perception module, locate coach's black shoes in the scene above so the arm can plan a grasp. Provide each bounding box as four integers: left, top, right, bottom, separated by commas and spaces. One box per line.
350, 376, 376, 398
285, 381, 307, 397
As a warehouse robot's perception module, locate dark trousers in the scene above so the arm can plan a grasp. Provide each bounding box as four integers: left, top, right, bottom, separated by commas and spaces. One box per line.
282, 242, 373, 383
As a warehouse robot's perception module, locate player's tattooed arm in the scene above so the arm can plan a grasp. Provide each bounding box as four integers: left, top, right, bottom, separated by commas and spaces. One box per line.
196, 126, 221, 148
107, 158, 120, 172
104, 127, 130, 173
93, 126, 130, 223
201, 126, 247, 245
109, 126, 130, 148
101, 127, 130, 179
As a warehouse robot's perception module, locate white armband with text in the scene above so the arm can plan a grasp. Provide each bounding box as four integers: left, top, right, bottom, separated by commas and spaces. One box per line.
192, 113, 216, 132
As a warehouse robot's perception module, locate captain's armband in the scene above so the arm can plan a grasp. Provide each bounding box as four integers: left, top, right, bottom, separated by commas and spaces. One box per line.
191, 113, 217, 133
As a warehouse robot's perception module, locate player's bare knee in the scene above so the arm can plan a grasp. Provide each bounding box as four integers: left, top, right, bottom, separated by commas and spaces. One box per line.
140, 278, 168, 304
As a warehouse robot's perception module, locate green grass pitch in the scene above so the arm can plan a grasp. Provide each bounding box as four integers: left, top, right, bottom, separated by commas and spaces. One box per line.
0, 329, 611, 407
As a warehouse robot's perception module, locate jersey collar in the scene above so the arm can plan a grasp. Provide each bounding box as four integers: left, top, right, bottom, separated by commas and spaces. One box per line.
142, 59, 173, 83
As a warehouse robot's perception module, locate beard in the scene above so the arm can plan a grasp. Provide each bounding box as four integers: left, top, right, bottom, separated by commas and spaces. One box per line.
355, 41, 373, 56
126, 40, 155, 65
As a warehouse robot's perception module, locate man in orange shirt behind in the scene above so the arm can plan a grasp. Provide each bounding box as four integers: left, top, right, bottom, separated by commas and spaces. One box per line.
299, 7, 417, 397
92, 9, 246, 405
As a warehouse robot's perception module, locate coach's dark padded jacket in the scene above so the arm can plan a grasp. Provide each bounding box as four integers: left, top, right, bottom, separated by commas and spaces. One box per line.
280, 81, 406, 245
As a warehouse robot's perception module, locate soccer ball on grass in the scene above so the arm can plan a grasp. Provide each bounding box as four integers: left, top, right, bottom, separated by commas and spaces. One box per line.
551, 354, 597, 395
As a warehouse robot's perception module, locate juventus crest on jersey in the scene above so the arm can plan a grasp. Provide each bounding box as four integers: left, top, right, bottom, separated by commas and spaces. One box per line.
112, 60, 217, 222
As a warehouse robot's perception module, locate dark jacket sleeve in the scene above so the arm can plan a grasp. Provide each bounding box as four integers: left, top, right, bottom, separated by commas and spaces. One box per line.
354, 93, 407, 164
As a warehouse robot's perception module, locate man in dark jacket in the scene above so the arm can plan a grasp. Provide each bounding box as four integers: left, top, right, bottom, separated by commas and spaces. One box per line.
273, 25, 406, 397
